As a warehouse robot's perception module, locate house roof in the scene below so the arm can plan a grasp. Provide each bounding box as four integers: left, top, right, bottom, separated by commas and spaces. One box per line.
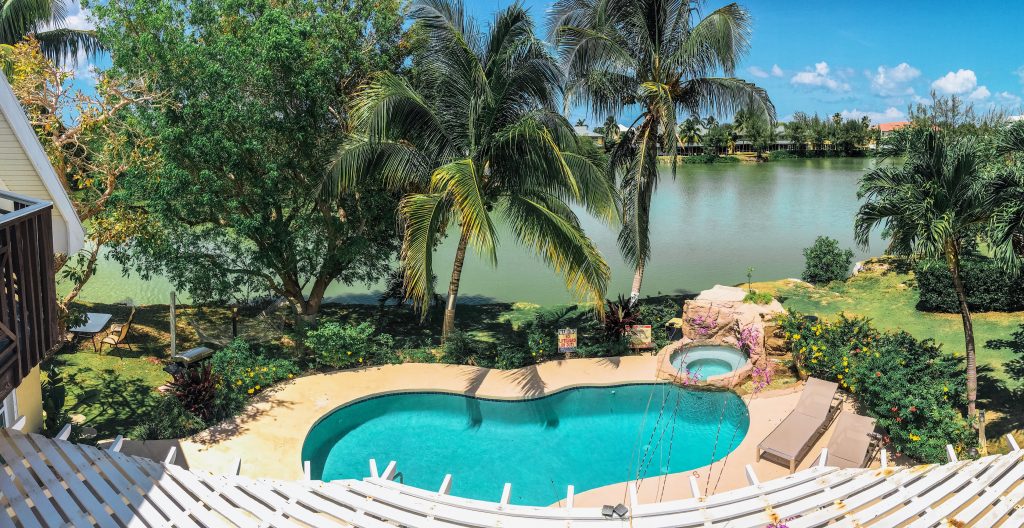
573, 125, 602, 138
876, 121, 910, 132
0, 72, 84, 254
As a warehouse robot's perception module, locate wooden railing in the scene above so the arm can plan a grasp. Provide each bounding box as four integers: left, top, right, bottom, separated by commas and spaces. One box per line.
0, 190, 57, 399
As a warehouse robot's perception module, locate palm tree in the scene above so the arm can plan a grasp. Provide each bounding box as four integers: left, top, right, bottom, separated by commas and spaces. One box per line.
549, 0, 773, 304
333, 0, 616, 338
601, 114, 619, 145
679, 116, 703, 148
854, 128, 994, 435
0, 0, 100, 68
991, 121, 1024, 265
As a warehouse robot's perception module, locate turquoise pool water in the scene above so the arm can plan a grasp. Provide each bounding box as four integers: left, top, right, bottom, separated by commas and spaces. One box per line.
302, 384, 749, 506
670, 346, 749, 380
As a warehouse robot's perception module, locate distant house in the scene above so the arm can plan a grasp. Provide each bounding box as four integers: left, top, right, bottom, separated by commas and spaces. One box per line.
0, 72, 85, 432
877, 121, 910, 137
573, 124, 604, 145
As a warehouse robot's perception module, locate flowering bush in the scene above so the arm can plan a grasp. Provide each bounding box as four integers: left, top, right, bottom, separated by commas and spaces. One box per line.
212, 339, 300, 414
306, 322, 397, 369
776, 311, 975, 462
687, 312, 718, 337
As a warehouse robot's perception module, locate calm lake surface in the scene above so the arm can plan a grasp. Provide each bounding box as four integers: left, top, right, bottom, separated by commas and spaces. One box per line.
65, 158, 884, 306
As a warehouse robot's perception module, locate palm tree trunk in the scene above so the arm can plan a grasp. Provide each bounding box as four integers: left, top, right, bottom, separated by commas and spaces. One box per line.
442, 230, 471, 340
948, 250, 980, 441
629, 261, 645, 306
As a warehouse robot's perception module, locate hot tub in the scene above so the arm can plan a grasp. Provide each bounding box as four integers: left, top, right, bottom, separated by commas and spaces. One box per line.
668, 345, 748, 380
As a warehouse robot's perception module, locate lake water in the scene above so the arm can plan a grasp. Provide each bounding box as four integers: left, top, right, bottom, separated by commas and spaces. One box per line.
64, 158, 883, 306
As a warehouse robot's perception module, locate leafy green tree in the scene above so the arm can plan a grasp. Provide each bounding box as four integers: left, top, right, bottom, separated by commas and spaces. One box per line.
334, 1, 615, 338
801, 236, 853, 285
550, 0, 773, 303
679, 116, 703, 148
990, 121, 1024, 266
855, 129, 996, 434
1, 0, 100, 69
92, 0, 406, 323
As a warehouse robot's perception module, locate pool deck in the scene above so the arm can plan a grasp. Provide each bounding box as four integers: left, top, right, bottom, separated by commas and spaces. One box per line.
176, 355, 861, 505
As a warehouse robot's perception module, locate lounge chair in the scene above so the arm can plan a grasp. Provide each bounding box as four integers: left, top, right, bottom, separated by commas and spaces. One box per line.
818, 412, 879, 469
100, 307, 136, 354
757, 377, 842, 472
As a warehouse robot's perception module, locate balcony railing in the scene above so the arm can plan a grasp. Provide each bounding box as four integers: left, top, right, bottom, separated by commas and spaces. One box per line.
0, 190, 57, 398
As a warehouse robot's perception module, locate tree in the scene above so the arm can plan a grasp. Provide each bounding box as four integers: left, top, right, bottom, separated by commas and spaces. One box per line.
990, 121, 1024, 266
334, 1, 615, 338
679, 116, 703, 149
550, 0, 773, 304
801, 236, 853, 285
601, 114, 619, 146
7, 38, 160, 317
1, 0, 100, 69
91, 0, 407, 324
855, 128, 996, 438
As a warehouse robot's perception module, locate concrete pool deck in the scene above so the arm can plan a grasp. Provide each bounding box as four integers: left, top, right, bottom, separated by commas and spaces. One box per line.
175, 355, 862, 506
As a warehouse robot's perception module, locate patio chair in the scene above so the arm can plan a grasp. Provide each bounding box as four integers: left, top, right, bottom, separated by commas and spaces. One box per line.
756, 377, 842, 472
100, 307, 136, 354
818, 412, 880, 469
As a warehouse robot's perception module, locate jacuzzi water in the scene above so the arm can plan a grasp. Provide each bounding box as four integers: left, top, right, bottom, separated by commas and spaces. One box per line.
302, 384, 749, 506
669, 345, 748, 379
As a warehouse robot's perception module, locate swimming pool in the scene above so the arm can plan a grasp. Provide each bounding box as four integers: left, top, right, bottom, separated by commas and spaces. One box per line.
302, 384, 749, 506
669, 345, 748, 379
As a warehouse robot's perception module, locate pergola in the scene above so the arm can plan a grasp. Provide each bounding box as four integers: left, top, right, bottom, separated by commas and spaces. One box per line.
1, 427, 1023, 527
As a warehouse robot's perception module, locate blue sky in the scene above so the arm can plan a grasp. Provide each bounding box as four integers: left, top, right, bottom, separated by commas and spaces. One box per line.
465, 0, 1024, 124
65, 1, 1024, 124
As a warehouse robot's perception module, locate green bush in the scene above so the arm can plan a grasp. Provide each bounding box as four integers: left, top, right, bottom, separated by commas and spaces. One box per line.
306, 322, 397, 369
401, 348, 440, 364
440, 330, 480, 364
743, 291, 774, 305
914, 259, 1024, 312
212, 339, 300, 416
128, 396, 207, 440
776, 312, 975, 462
801, 236, 854, 285
635, 298, 681, 349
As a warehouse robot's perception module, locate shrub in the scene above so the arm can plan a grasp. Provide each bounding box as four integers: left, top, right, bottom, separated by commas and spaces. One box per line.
41, 364, 71, 438
168, 364, 220, 422
801, 236, 854, 285
306, 322, 397, 369
603, 295, 639, 342
776, 311, 975, 462
212, 339, 300, 416
401, 348, 440, 364
743, 291, 774, 305
914, 259, 1024, 313
128, 396, 206, 440
440, 330, 478, 364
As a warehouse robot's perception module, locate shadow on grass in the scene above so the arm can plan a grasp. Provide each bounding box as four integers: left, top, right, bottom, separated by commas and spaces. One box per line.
57, 362, 161, 440
979, 365, 1024, 441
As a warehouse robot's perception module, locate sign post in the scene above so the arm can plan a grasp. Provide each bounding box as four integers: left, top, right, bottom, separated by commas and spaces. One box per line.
557, 328, 577, 359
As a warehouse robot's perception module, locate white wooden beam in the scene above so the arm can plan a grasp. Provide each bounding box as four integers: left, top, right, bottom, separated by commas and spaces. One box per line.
628, 482, 639, 509
303, 461, 311, 481
438, 474, 452, 495
381, 461, 397, 481
689, 475, 702, 499
108, 435, 123, 452
164, 446, 177, 465
499, 483, 511, 507
946, 444, 959, 463
564, 485, 574, 508
56, 424, 72, 440
369, 459, 379, 478
1008, 434, 1020, 452
232, 457, 242, 475
11, 415, 26, 431
881, 448, 889, 469
818, 448, 829, 468
744, 464, 760, 486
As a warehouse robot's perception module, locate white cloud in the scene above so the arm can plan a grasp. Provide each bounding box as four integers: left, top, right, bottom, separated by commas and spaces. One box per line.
771, 64, 784, 77
839, 107, 905, 124
968, 86, 991, 101
790, 62, 850, 92
1016, 66, 1024, 85
869, 63, 920, 96
931, 69, 978, 95
747, 66, 769, 79
996, 91, 1023, 107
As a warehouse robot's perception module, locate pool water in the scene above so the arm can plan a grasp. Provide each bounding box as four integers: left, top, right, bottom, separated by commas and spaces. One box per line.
302, 384, 749, 506
669, 346, 749, 380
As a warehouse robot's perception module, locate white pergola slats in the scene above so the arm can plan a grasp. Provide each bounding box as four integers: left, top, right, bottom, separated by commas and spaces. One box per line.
1, 428, 1023, 527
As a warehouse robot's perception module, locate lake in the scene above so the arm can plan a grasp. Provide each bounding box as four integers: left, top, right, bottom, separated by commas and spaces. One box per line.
64, 158, 884, 306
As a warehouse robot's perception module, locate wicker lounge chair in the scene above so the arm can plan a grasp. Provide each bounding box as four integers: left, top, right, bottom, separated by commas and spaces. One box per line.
819, 412, 879, 468
757, 377, 842, 472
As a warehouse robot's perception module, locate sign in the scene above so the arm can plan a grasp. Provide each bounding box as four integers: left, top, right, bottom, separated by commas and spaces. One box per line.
625, 325, 654, 349
557, 328, 577, 356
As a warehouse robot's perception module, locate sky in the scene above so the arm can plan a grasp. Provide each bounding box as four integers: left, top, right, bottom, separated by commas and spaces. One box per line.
63, 1, 1024, 125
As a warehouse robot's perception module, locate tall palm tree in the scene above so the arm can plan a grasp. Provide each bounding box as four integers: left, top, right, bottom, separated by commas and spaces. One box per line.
0, 0, 100, 68
855, 129, 994, 435
333, 0, 616, 338
679, 116, 703, 147
991, 121, 1024, 266
549, 0, 773, 304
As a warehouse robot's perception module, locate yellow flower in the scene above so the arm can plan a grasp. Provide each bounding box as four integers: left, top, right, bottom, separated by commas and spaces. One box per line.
358, 358, 363, 363
909, 434, 921, 442
943, 386, 949, 392
236, 380, 242, 385
837, 374, 843, 379
255, 385, 260, 390
347, 351, 352, 356
247, 388, 254, 394
287, 374, 294, 379
793, 334, 801, 341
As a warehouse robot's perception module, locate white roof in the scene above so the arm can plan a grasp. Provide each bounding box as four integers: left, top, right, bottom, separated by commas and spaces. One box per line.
0, 73, 84, 254
3, 426, 1024, 527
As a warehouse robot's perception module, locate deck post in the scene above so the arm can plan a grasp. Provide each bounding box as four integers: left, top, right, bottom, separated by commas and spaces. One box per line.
108, 435, 123, 452
303, 461, 311, 481
628, 482, 639, 509
438, 474, 452, 495
11, 415, 26, 431
369, 459, 379, 478
880, 449, 888, 469
56, 424, 72, 440
689, 476, 702, 499
744, 464, 760, 486
946, 444, 958, 463
1008, 434, 1020, 452
164, 446, 177, 465
565, 485, 574, 508
818, 448, 828, 468
381, 461, 397, 481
